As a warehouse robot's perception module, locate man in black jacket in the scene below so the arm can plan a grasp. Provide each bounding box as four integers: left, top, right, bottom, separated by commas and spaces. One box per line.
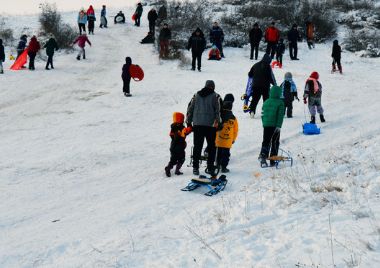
187, 28, 206, 72
147, 8, 158, 34
248, 53, 277, 116
44, 37, 59, 70
186, 80, 221, 175
159, 23, 171, 58
0, 39, 4, 74
287, 24, 300, 60
249, 23, 263, 60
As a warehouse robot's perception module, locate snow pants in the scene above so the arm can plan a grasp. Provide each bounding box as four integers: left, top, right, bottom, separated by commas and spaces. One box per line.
193, 126, 216, 170
88, 20, 95, 34
289, 41, 298, 59
308, 96, 324, 116
266, 42, 277, 59
250, 42, 259, 60
78, 23, 86, 34
46, 55, 54, 69
123, 77, 131, 94
159, 40, 169, 58
0, 60, 3, 73
77, 48, 86, 59
249, 85, 270, 115
216, 147, 231, 168
191, 51, 202, 70
28, 52, 36, 70
284, 100, 294, 118
260, 127, 280, 159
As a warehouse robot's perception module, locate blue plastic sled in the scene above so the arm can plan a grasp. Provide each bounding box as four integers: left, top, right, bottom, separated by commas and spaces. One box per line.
303, 123, 321, 135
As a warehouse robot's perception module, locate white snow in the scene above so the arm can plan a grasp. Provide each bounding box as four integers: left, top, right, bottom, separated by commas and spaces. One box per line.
1, 7, 380, 268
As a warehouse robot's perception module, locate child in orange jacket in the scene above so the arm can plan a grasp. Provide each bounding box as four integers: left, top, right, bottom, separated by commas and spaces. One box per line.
165, 112, 192, 177
216, 94, 238, 173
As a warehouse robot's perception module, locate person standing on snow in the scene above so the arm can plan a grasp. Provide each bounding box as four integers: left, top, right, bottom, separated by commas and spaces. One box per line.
73, 33, 91, 60
135, 3, 143, 27
77, 9, 87, 35
303, 71, 326, 124
44, 36, 58, 70
280, 72, 299, 118
264, 21, 280, 59
249, 22, 263, 60
147, 8, 158, 34
210, 22, 225, 58
275, 38, 285, 66
159, 23, 171, 58
259, 85, 285, 167
114, 11, 126, 24
157, 5, 167, 25
247, 53, 277, 117
186, 80, 221, 176
100, 5, 108, 28
287, 23, 300, 60
87, 5, 96, 34
331, 40, 342, 74
305, 20, 315, 49
27, 36, 40, 70
0, 39, 5, 74
121, 57, 132, 97
187, 27, 206, 72
16, 35, 27, 59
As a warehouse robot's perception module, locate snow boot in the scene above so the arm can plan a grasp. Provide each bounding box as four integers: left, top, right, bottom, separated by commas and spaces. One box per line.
221, 167, 230, 173
193, 167, 199, 176
124, 93, 132, 97
310, 116, 316, 124
175, 163, 183, 175
320, 114, 326, 123
331, 63, 336, 73
76, 55, 80, 60
338, 66, 343, 74
165, 164, 173, 177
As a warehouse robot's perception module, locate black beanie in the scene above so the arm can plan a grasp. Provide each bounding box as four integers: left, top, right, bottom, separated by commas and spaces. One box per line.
224, 93, 235, 103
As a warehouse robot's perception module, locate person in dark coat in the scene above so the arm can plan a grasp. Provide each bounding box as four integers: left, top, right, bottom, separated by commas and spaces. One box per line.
186, 80, 221, 176
331, 40, 342, 74
16, 35, 27, 59
114, 11, 125, 24
159, 23, 171, 58
264, 21, 280, 59
249, 23, 263, 60
147, 8, 158, 34
158, 5, 167, 24
287, 24, 300, 60
135, 3, 143, 27
248, 53, 277, 116
87, 5, 96, 34
0, 39, 4, 74
140, 31, 155, 44
210, 22, 225, 57
27, 36, 40, 70
43, 37, 58, 70
187, 28, 206, 72
275, 38, 285, 66
121, 57, 132, 97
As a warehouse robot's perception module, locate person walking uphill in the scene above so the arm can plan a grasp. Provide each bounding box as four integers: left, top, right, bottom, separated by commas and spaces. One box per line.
186, 80, 221, 176
100, 5, 107, 28
44, 36, 58, 70
87, 5, 96, 34
147, 8, 158, 33
159, 23, 171, 58
135, 3, 143, 27
265, 21, 280, 59
121, 57, 132, 97
303, 71, 326, 124
27, 36, 40, 70
248, 53, 277, 117
187, 27, 206, 72
287, 24, 300, 60
210, 22, 225, 58
0, 39, 5, 74
78, 9, 87, 35
259, 85, 285, 167
249, 23, 263, 60
331, 40, 342, 74
73, 33, 91, 60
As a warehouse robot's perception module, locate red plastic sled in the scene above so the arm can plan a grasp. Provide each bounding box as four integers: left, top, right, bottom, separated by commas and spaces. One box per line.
271, 61, 282, 69
10, 49, 28, 70
129, 64, 144, 81
132, 13, 137, 21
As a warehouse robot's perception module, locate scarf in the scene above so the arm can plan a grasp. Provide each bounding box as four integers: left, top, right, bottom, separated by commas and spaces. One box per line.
306, 77, 319, 94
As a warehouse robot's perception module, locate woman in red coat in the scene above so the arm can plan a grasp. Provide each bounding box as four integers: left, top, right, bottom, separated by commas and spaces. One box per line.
28, 36, 40, 70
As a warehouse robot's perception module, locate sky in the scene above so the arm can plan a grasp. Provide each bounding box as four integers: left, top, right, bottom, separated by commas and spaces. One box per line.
0, 0, 137, 15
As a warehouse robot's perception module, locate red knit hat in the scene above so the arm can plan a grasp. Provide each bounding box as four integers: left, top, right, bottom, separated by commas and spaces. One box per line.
173, 112, 184, 124
310, 71, 319, 79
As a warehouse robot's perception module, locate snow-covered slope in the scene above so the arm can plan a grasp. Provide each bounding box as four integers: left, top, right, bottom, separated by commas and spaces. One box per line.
1, 10, 380, 268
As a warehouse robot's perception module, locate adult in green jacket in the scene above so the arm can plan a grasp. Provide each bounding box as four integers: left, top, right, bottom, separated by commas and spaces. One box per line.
44, 37, 58, 70
259, 85, 285, 167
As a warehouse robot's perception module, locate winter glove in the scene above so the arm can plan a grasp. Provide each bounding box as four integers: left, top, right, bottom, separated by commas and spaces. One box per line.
303, 98, 307, 104
275, 127, 281, 133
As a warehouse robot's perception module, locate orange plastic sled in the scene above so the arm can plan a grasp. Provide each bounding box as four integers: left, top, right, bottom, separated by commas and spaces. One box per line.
132, 13, 137, 21
271, 61, 282, 69
10, 49, 28, 70
129, 64, 144, 81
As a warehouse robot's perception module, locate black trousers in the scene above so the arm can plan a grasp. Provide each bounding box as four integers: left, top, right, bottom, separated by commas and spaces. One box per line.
88, 21, 95, 34
266, 42, 277, 59
191, 52, 202, 70
332, 57, 341, 70
250, 43, 259, 60
28, 52, 36, 70
168, 150, 185, 168
46, 55, 54, 68
276, 53, 283, 65
260, 127, 280, 159
193, 126, 216, 169
284, 100, 293, 117
149, 21, 155, 33
123, 77, 131, 94
249, 85, 270, 114
216, 147, 231, 168
289, 42, 298, 59
78, 23, 86, 34
135, 16, 141, 26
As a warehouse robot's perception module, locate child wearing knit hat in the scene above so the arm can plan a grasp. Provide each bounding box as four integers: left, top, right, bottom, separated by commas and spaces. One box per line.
280, 72, 299, 118
303, 71, 325, 124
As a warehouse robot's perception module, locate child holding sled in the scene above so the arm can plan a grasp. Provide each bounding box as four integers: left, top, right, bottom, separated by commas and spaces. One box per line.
303, 71, 325, 124
165, 112, 192, 177
208, 45, 221, 60
216, 94, 238, 173
259, 86, 285, 167
280, 72, 299, 118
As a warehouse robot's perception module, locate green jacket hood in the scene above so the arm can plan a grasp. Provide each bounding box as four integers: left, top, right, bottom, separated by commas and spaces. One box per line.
269, 86, 282, 99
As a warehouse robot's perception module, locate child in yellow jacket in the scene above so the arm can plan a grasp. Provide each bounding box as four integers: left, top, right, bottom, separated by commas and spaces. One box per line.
216, 94, 238, 173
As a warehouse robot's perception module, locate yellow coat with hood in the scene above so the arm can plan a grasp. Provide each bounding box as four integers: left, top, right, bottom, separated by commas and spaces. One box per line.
215, 109, 238, 149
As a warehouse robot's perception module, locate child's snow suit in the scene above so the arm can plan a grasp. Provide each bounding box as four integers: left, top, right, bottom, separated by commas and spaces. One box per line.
280, 73, 298, 117
276, 40, 285, 65
121, 57, 132, 95
303, 72, 325, 123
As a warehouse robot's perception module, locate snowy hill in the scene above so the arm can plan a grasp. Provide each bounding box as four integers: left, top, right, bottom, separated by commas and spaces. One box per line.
1, 8, 380, 268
